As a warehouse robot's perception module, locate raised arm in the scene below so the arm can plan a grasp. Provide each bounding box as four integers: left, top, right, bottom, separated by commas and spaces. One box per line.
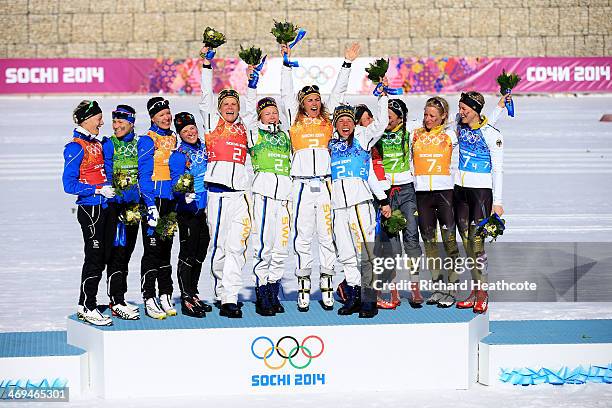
280, 44, 299, 126
327, 43, 360, 112
359, 94, 389, 150
198, 47, 216, 132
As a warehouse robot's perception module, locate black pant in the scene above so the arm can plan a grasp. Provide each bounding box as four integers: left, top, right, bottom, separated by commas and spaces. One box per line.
416, 190, 460, 283
106, 202, 139, 304
140, 198, 176, 299
454, 186, 493, 283
177, 210, 210, 297
77, 204, 114, 311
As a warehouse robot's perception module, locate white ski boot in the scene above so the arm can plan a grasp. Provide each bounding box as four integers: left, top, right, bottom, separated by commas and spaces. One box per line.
110, 302, 140, 320
297, 277, 311, 312
159, 294, 177, 316
82, 307, 113, 326
145, 297, 167, 320
320, 273, 335, 310
77, 305, 85, 320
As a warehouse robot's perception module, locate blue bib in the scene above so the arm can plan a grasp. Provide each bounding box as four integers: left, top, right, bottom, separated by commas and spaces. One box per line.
330, 137, 370, 181
178, 143, 208, 194
457, 125, 491, 174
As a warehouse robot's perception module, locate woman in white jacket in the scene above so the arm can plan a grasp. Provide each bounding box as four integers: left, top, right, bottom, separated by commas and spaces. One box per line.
280, 42, 360, 312
329, 90, 389, 318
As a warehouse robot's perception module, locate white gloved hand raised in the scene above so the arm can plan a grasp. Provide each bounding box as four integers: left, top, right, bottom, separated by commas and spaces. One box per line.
95, 185, 116, 198
185, 193, 196, 204
147, 206, 159, 227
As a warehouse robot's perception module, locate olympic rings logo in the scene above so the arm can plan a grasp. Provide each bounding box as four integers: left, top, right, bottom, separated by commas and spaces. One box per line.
116, 143, 138, 156
251, 335, 325, 370
330, 140, 348, 153
264, 133, 288, 147
156, 138, 175, 150
189, 150, 207, 164
295, 65, 336, 86
458, 128, 480, 144
382, 133, 403, 145
301, 117, 323, 126
86, 144, 102, 156
224, 123, 246, 136
416, 134, 444, 146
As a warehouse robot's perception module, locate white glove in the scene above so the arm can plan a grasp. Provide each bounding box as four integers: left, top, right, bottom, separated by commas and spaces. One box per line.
96, 185, 116, 198
147, 206, 159, 227
185, 193, 196, 204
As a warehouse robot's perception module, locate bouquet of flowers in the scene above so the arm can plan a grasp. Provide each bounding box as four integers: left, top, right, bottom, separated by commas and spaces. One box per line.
496, 70, 521, 117
119, 203, 141, 226
112, 170, 136, 197
156, 212, 179, 241
271, 20, 300, 44
365, 58, 389, 83
201, 26, 226, 48
239, 45, 263, 66
382, 209, 407, 235
173, 173, 194, 194
476, 213, 506, 242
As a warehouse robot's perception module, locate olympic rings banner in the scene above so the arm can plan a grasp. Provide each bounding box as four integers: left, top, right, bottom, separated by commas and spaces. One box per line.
0, 57, 610, 95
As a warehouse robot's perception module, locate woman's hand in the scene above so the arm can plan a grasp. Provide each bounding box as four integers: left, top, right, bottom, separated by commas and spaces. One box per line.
381, 204, 392, 218
280, 43, 290, 58
344, 42, 360, 62
498, 92, 512, 108
200, 46, 212, 63
246, 65, 255, 80
492, 205, 504, 217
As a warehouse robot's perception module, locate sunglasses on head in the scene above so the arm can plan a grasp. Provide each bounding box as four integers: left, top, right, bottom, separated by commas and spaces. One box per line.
148, 100, 169, 112
301, 85, 320, 93
112, 110, 135, 121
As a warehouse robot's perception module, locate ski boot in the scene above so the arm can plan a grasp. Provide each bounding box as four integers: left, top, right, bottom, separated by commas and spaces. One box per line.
159, 294, 177, 316
220, 302, 242, 318
82, 307, 113, 326
437, 290, 456, 308
320, 273, 335, 310
336, 279, 349, 304
376, 290, 396, 309
268, 281, 285, 313
426, 291, 444, 305
77, 305, 85, 320
297, 276, 311, 312
456, 290, 477, 309
408, 282, 423, 308
181, 295, 206, 318
359, 288, 378, 318
192, 294, 213, 313
338, 285, 361, 315
473, 290, 489, 314
110, 302, 140, 320
255, 284, 276, 317
145, 297, 167, 320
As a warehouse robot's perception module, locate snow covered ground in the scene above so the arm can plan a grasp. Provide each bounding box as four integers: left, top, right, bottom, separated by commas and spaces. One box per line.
1, 94, 611, 406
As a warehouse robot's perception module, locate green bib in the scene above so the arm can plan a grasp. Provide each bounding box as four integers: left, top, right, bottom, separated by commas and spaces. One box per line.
377, 128, 411, 174
249, 129, 291, 176
111, 135, 139, 179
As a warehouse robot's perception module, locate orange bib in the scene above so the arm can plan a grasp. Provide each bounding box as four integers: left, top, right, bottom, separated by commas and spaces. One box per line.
73, 137, 106, 185
148, 131, 176, 181
290, 117, 333, 151
206, 120, 248, 164
412, 126, 453, 176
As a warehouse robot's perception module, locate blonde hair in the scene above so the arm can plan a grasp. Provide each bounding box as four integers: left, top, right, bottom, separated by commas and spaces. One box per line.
424, 96, 449, 127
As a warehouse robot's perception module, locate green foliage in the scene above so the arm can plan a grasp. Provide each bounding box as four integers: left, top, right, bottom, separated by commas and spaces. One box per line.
382, 209, 407, 235
239, 45, 263, 66
365, 58, 389, 83
496, 69, 521, 93
271, 20, 300, 44
201, 26, 226, 48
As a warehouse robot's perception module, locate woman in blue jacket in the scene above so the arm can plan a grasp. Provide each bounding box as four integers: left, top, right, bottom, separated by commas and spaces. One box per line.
169, 112, 211, 318
63, 100, 115, 326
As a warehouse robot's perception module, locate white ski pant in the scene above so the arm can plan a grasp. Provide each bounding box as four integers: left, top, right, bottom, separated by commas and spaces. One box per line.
252, 193, 291, 285
292, 178, 336, 277
333, 201, 376, 287
207, 191, 252, 304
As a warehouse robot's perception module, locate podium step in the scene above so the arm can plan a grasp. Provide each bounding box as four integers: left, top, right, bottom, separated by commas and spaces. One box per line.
0, 331, 88, 397
479, 319, 612, 386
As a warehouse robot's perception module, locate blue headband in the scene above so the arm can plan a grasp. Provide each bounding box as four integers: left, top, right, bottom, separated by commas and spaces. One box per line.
112, 108, 136, 124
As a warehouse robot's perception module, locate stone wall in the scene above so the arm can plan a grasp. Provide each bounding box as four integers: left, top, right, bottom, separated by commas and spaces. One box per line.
1, 0, 610, 59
